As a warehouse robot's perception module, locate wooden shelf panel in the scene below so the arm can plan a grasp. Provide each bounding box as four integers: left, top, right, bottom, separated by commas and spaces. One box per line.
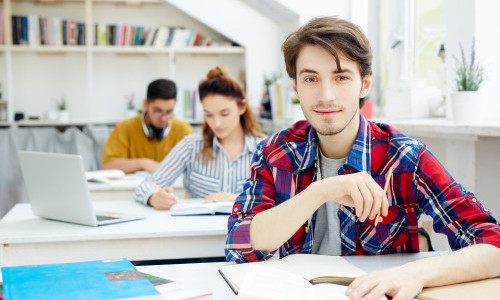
9, 45, 87, 53
4, 45, 245, 54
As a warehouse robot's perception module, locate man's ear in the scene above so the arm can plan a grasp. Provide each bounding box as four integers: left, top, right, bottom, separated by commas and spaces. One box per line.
142, 99, 148, 112
292, 79, 299, 98
360, 74, 372, 98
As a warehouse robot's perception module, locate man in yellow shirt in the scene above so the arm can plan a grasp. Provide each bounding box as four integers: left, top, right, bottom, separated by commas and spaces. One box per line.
102, 79, 195, 173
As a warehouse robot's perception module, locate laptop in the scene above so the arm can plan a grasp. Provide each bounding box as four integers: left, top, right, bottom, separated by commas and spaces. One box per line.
17, 150, 146, 226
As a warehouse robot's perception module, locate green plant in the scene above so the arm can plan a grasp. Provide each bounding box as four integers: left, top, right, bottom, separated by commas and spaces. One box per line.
264, 74, 278, 89
291, 97, 300, 105
57, 98, 66, 111
454, 38, 484, 91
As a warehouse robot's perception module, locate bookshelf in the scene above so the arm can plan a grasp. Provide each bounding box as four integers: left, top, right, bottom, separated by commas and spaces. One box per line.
0, 0, 246, 123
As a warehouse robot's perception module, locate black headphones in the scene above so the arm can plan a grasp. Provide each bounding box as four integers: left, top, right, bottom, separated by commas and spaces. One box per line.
141, 112, 170, 141
147, 126, 165, 141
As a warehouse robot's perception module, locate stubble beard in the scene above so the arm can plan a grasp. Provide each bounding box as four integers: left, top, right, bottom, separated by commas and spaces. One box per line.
302, 103, 359, 136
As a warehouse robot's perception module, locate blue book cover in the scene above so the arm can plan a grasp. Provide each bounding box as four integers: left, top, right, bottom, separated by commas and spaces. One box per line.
1, 258, 161, 300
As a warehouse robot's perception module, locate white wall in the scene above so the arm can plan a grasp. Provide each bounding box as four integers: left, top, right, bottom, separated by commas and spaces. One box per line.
166, 0, 285, 110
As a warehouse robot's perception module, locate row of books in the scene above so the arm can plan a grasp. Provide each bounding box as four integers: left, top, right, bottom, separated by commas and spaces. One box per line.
12, 15, 85, 46
95, 24, 219, 47
182, 88, 204, 122
5, 13, 232, 47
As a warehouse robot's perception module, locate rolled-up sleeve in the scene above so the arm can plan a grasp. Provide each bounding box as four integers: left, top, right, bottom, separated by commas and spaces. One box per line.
414, 146, 500, 250
225, 143, 277, 263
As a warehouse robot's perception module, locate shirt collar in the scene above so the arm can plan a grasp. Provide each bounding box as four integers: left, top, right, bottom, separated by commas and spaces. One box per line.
212, 133, 258, 154
296, 114, 372, 174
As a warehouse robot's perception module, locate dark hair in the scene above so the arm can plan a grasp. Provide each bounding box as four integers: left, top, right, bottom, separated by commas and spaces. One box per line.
282, 16, 372, 107
146, 79, 177, 102
197, 66, 264, 163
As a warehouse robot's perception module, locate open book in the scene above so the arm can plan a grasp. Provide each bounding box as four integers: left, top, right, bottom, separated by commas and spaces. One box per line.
85, 169, 145, 187
219, 254, 366, 299
170, 199, 233, 216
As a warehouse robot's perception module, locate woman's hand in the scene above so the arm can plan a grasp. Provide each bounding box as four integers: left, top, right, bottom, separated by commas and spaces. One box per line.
148, 186, 176, 210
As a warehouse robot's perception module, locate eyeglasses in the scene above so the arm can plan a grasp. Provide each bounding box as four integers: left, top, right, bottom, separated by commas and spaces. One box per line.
150, 107, 174, 118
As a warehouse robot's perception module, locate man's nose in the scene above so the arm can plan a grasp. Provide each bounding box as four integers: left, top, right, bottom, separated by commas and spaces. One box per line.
320, 82, 337, 102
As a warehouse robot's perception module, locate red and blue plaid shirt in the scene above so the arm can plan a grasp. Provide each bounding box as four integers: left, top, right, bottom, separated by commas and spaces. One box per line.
225, 115, 500, 263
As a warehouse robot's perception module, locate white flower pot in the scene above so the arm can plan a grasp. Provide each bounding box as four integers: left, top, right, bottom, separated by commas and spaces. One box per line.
450, 91, 483, 125
58, 110, 70, 123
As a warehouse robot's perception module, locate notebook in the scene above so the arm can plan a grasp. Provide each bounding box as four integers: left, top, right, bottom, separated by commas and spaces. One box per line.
17, 150, 146, 226
170, 199, 233, 216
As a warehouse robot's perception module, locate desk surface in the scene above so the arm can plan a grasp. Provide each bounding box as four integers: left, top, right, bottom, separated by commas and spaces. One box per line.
0, 201, 228, 266
136, 252, 446, 300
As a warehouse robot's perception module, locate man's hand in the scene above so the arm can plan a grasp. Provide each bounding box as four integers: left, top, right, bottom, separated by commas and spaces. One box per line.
205, 192, 238, 203
315, 171, 389, 222
148, 186, 176, 210
140, 158, 160, 173
346, 265, 424, 300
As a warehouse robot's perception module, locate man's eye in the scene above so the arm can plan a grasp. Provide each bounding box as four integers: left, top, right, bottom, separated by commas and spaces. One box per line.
337, 76, 349, 81
304, 77, 316, 83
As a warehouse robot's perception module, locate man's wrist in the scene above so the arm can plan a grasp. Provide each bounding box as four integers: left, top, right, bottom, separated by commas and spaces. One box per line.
399, 260, 430, 288
308, 181, 325, 208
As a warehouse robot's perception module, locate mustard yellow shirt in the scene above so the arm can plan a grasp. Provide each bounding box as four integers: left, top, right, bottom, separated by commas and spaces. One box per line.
102, 115, 195, 164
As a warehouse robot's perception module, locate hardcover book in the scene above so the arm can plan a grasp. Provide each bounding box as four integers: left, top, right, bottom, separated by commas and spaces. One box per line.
1, 258, 161, 300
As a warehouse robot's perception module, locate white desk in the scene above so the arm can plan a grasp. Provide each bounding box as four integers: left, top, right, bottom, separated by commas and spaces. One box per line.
0, 201, 228, 266
136, 252, 446, 300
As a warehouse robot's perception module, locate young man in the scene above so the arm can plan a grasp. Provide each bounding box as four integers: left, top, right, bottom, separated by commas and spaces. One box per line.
226, 17, 500, 300
102, 79, 195, 173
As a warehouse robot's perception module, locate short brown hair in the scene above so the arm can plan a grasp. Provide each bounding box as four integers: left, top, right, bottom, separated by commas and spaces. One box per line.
282, 17, 372, 106
197, 66, 265, 163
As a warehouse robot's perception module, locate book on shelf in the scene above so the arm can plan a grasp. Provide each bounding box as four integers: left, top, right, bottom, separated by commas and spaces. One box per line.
1, 258, 161, 300
218, 254, 366, 298
170, 199, 233, 216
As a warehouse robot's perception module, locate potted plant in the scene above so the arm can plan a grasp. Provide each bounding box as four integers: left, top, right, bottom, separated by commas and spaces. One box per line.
451, 38, 485, 125
291, 97, 305, 121
57, 97, 69, 122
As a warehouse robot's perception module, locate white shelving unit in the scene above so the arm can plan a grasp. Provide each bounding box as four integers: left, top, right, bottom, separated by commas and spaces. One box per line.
0, 0, 246, 123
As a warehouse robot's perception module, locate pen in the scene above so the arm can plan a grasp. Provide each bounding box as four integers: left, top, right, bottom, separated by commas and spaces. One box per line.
375, 166, 394, 227
151, 182, 182, 204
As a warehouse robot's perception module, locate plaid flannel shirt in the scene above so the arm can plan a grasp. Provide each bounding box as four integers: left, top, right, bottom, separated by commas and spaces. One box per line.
225, 114, 500, 263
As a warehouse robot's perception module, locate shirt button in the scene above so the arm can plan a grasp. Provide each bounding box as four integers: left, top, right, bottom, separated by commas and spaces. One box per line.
233, 207, 238, 212
472, 198, 477, 203
377, 216, 383, 223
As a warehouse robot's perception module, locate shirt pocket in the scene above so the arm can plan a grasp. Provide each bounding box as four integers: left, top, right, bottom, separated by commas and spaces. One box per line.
358, 204, 408, 254
189, 171, 221, 197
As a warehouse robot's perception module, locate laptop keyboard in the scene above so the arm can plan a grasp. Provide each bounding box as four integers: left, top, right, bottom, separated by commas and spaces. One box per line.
96, 215, 119, 222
